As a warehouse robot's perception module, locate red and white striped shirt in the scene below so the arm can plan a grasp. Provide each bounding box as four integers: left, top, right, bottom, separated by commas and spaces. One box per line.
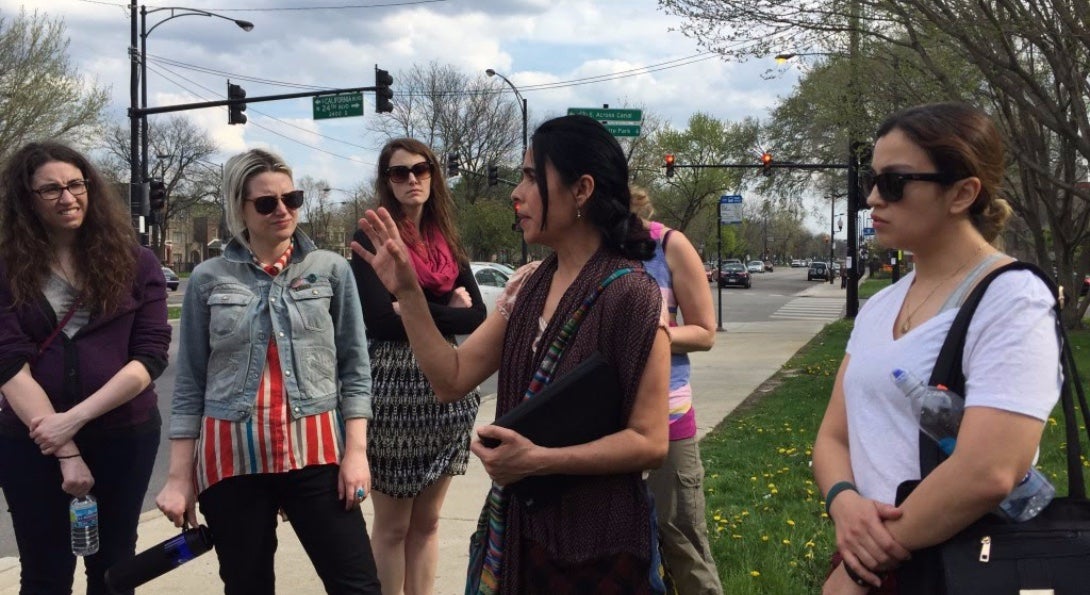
195, 241, 343, 493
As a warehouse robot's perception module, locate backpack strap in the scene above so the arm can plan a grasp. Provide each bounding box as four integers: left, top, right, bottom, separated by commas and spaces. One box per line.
920, 261, 1090, 499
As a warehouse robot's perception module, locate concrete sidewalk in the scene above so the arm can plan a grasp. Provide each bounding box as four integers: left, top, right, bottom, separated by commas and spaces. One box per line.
0, 281, 849, 595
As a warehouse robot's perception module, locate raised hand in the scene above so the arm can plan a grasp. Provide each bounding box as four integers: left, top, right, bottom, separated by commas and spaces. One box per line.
350, 208, 421, 297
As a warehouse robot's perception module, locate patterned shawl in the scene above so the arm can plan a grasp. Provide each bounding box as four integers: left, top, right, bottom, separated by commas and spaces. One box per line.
496, 247, 663, 591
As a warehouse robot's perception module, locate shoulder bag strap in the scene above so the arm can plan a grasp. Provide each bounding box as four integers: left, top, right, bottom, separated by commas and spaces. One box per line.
522, 267, 634, 399
921, 261, 1090, 498
37, 297, 82, 359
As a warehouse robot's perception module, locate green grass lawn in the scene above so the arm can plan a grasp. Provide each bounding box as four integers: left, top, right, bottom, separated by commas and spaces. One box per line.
858, 277, 890, 299
701, 320, 1090, 593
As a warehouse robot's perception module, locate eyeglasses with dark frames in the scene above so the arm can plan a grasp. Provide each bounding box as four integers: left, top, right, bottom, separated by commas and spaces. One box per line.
862, 171, 963, 203
33, 179, 89, 201
385, 161, 432, 184
246, 190, 305, 215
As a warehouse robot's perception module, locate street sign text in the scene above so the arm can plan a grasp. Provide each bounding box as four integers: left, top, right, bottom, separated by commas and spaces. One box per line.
314, 92, 364, 120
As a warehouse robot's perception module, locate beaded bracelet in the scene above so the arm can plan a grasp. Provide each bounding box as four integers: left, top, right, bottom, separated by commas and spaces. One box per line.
56, 453, 82, 460
824, 480, 858, 518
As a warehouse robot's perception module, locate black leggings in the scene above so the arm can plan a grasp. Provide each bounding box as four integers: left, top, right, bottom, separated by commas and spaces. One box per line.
197, 465, 381, 595
0, 427, 159, 595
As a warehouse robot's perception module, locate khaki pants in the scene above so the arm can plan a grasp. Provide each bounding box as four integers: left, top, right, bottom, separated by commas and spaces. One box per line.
646, 437, 723, 595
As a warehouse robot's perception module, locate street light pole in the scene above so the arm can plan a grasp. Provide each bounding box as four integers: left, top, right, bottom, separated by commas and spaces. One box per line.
132, 2, 252, 249
486, 68, 528, 265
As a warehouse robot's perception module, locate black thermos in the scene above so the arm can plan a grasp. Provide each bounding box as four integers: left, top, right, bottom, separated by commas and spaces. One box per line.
105, 525, 213, 593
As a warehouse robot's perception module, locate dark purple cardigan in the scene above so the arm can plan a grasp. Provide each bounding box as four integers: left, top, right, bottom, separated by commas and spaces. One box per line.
0, 247, 171, 436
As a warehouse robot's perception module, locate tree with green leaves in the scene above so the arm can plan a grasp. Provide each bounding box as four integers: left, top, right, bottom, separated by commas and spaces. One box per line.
0, 8, 108, 164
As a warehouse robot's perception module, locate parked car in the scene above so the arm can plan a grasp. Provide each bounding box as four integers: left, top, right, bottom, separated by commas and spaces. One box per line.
764, 260, 774, 272
747, 260, 765, 274
718, 263, 751, 289
791, 259, 805, 268
704, 263, 716, 282
470, 262, 511, 315
807, 262, 830, 281
161, 266, 180, 291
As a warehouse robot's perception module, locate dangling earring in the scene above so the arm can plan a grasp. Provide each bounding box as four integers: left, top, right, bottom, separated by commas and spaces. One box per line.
576, 207, 582, 219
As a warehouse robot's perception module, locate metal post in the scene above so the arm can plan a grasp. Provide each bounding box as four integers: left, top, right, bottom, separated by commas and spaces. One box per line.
128, 1, 145, 244
845, 0, 862, 317
140, 5, 151, 249
520, 95, 528, 265
830, 197, 836, 284
716, 220, 723, 331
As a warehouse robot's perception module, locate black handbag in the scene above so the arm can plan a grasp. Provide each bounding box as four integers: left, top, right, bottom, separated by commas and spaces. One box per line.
896, 262, 1090, 595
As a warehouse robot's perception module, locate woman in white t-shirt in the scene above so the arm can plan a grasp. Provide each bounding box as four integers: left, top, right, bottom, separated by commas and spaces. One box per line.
812, 102, 1062, 594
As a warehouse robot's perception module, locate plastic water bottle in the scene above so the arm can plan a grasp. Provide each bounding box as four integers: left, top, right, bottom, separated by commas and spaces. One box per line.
891, 368, 1055, 522
70, 495, 99, 556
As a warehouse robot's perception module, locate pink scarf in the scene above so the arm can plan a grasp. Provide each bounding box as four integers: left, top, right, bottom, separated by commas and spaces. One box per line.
399, 222, 458, 295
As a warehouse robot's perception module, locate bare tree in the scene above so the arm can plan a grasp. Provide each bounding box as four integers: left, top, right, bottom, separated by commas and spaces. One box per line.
0, 8, 108, 162
368, 61, 522, 203
100, 116, 219, 258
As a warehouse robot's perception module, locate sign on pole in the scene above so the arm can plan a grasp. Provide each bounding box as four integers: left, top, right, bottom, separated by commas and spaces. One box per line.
863, 227, 876, 237
567, 107, 642, 137
313, 92, 364, 120
719, 194, 743, 224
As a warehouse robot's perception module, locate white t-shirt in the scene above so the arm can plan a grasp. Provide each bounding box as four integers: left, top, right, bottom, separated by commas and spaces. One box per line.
844, 268, 1062, 505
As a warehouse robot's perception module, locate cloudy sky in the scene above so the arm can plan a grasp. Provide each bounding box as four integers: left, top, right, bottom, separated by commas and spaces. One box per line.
5, 0, 802, 194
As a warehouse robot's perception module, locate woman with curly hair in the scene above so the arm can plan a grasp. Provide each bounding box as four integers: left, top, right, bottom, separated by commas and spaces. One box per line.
0, 141, 171, 594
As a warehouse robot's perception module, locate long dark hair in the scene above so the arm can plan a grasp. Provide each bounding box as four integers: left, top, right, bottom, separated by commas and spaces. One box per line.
875, 102, 1011, 242
530, 115, 653, 260
374, 138, 468, 264
0, 142, 137, 314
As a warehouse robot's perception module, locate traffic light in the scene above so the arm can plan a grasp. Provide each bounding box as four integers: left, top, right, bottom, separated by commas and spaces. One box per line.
374, 66, 393, 114
487, 165, 499, 187
227, 82, 247, 125
148, 178, 166, 224
665, 154, 675, 178
761, 152, 773, 176
447, 153, 460, 177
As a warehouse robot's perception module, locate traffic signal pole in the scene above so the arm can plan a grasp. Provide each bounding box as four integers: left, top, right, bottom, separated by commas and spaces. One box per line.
666, 158, 859, 320
130, 86, 382, 117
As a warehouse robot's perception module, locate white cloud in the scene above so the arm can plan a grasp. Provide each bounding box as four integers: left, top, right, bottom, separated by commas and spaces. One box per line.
1, 0, 798, 192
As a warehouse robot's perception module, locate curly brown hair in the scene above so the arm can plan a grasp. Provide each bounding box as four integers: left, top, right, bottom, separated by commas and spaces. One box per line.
0, 142, 137, 314
374, 138, 468, 264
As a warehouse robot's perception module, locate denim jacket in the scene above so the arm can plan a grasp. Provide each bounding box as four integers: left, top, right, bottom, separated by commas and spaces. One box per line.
169, 231, 371, 439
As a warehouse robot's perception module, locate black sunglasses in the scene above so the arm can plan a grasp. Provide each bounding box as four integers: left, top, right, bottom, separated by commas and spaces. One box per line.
246, 190, 305, 215
385, 161, 432, 184
862, 171, 962, 202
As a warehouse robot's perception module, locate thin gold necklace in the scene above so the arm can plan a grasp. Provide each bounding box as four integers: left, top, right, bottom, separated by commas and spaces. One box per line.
898, 244, 986, 334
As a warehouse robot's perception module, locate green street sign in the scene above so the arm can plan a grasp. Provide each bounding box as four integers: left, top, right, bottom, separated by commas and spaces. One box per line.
567, 107, 642, 122
313, 92, 364, 120
604, 124, 641, 137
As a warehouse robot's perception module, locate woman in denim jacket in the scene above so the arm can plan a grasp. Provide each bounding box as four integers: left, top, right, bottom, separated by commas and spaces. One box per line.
156, 149, 381, 594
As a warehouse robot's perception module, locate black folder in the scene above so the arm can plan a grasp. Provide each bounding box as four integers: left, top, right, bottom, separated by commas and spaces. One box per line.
481, 352, 624, 507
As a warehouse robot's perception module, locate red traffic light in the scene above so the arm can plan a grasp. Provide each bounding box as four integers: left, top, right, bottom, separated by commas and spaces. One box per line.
761, 152, 773, 176
665, 154, 676, 178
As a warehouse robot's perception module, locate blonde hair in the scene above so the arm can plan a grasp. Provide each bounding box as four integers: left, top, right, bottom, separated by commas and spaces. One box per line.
630, 185, 655, 220
223, 149, 293, 242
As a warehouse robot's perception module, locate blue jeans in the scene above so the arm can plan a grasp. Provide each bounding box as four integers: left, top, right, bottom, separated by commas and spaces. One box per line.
0, 425, 159, 595
197, 465, 381, 595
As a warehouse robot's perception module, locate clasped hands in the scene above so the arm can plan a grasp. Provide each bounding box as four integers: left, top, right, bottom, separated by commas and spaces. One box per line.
824, 491, 911, 594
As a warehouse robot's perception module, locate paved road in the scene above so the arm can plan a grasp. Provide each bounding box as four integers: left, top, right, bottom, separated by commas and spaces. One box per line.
0, 267, 843, 558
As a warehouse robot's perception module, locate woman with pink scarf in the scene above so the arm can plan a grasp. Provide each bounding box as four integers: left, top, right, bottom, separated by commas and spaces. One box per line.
350, 138, 486, 595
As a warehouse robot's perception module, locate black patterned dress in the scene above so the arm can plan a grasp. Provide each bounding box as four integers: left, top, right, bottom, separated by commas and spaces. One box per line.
350, 230, 487, 498
367, 339, 481, 496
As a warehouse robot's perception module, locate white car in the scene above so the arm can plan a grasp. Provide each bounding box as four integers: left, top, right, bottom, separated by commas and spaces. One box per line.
747, 260, 764, 273
470, 262, 512, 316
